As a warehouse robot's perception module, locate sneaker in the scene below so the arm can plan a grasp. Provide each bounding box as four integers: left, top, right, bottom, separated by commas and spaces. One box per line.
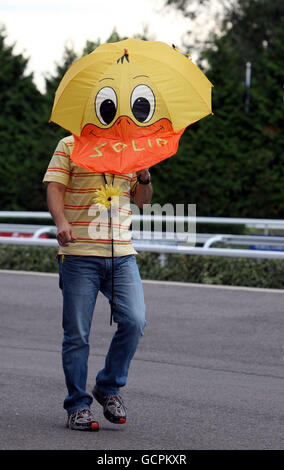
66, 408, 99, 431
92, 386, 127, 424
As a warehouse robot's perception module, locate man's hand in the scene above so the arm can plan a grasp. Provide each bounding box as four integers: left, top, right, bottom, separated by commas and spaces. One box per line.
56, 220, 77, 247
131, 168, 152, 208
136, 168, 150, 183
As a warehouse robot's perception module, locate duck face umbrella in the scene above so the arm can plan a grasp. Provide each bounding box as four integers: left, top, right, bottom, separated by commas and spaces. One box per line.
50, 38, 213, 174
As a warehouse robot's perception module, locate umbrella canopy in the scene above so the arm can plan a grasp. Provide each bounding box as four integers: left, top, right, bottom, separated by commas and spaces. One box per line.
50, 38, 213, 174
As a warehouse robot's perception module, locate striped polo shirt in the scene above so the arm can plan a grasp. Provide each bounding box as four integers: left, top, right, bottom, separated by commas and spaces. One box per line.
43, 135, 138, 257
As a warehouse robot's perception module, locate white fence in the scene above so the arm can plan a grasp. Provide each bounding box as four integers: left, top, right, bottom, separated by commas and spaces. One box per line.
1, 211, 284, 259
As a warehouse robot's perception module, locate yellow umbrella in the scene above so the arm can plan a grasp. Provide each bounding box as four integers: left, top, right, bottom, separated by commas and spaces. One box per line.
50, 38, 213, 174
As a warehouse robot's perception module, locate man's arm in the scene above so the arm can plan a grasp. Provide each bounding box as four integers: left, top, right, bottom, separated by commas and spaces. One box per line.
46, 181, 77, 247
131, 169, 153, 209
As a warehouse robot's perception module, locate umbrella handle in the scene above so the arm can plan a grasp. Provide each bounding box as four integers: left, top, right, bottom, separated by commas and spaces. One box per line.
110, 210, 114, 326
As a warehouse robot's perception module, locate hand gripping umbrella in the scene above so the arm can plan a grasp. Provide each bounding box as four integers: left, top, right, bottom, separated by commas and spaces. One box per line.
50, 38, 213, 175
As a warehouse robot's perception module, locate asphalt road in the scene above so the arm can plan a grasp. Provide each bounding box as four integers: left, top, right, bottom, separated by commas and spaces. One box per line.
0, 270, 283, 450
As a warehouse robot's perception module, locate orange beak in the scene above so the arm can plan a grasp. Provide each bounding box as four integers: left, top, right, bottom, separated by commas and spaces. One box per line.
82, 116, 174, 141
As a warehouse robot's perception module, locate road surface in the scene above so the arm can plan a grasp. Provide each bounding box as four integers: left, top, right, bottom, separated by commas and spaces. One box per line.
0, 270, 283, 450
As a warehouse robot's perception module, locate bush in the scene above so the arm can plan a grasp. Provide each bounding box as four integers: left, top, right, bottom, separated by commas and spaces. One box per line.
157, 254, 284, 289
1, 245, 284, 289
0, 245, 58, 273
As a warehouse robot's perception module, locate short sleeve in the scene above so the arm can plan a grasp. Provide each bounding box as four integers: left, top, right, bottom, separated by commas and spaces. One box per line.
42, 139, 71, 186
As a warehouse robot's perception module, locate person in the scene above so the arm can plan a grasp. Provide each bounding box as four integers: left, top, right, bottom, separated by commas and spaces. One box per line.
43, 134, 152, 431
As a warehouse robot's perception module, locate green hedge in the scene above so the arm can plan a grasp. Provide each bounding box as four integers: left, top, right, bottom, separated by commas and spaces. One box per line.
0, 245, 59, 273
1, 244, 284, 289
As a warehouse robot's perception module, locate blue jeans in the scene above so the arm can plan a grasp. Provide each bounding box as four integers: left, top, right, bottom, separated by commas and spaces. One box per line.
58, 254, 146, 415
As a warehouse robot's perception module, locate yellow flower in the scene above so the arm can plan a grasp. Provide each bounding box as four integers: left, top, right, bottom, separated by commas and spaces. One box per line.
92, 184, 123, 209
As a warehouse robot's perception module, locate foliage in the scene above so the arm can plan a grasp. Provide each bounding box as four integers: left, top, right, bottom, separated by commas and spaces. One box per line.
0, 245, 59, 273
0, 27, 46, 210
151, 0, 284, 218
0, 6, 283, 219
2, 244, 284, 289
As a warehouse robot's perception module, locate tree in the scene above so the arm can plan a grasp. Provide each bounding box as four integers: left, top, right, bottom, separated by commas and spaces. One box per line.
165, 0, 284, 55
150, 0, 284, 217
164, 0, 233, 55
0, 26, 46, 210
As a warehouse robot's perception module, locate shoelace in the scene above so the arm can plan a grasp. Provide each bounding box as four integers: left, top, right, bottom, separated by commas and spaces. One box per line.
69, 408, 94, 429
77, 409, 91, 418
105, 395, 127, 415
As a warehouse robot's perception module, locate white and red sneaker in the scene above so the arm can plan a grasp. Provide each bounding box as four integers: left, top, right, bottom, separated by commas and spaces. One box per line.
66, 408, 99, 431
92, 387, 126, 424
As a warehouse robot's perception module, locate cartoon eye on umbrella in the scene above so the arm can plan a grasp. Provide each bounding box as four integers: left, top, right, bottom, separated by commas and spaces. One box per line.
50, 38, 213, 175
